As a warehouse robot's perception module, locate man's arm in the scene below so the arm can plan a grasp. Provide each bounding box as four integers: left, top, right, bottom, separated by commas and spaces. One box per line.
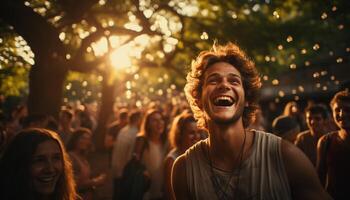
171, 154, 190, 200
316, 134, 329, 187
282, 140, 331, 199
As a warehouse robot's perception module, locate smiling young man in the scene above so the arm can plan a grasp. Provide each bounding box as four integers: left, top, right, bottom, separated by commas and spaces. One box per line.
317, 90, 350, 199
171, 43, 331, 200
295, 104, 329, 166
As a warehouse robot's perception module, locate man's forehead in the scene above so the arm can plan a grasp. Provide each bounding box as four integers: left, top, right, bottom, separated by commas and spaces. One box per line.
306, 112, 323, 118
204, 62, 241, 77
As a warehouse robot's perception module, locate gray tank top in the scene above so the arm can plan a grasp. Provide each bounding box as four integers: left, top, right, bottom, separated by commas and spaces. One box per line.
185, 130, 292, 200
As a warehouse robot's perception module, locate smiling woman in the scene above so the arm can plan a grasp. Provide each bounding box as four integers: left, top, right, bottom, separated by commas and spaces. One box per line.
0, 128, 77, 200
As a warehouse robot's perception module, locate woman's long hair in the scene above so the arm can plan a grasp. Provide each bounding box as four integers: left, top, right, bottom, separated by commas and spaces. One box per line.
0, 128, 77, 200
138, 109, 167, 144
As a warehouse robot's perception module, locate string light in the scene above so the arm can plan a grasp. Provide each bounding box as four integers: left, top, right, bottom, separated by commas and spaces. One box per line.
336, 57, 343, 63
313, 72, 320, 78
338, 24, 344, 30
313, 44, 320, 50
272, 79, 279, 85
278, 91, 285, 97
298, 86, 304, 92
273, 11, 280, 19
286, 36, 293, 42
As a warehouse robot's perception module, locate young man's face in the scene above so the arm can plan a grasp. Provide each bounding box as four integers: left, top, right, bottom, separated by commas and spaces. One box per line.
332, 101, 350, 131
306, 112, 326, 134
200, 62, 245, 125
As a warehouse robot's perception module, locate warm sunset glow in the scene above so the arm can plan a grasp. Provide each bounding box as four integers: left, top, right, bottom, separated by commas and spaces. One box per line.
91, 37, 108, 56
109, 45, 132, 70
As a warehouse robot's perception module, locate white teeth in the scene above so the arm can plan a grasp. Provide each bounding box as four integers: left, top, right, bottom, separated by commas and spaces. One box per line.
214, 96, 233, 103
39, 176, 55, 182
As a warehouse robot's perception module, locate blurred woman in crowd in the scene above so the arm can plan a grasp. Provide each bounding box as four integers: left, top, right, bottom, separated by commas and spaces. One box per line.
0, 128, 77, 200
164, 111, 201, 200
133, 109, 168, 200
66, 128, 106, 200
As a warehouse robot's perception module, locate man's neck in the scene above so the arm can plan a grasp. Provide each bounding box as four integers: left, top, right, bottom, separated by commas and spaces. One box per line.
206, 118, 251, 170
338, 129, 350, 142
310, 129, 322, 140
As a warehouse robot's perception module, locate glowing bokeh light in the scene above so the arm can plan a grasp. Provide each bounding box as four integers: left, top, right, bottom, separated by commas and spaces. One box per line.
109, 45, 132, 70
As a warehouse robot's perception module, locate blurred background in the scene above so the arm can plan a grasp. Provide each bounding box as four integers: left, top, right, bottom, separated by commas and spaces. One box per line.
1, 0, 349, 138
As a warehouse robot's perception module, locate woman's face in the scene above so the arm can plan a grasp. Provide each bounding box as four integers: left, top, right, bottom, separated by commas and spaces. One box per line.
149, 112, 165, 135
30, 140, 63, 197
182, 121, 201, 150
76, 133, 92, 151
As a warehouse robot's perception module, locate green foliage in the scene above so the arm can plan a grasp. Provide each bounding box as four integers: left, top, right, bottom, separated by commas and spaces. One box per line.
0, 25, 31, 97
1, 0, 349, 103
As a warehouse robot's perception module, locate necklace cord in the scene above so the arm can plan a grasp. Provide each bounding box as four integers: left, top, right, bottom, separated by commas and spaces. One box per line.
207, 129, 247, 199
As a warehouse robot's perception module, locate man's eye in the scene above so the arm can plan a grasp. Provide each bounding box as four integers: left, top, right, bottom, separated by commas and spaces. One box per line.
229, 78, 240, 84
207, 78, 217, 84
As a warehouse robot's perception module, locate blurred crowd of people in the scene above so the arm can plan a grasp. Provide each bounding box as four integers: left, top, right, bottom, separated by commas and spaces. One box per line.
0, 42, 349, 200
0, 88, 349, 200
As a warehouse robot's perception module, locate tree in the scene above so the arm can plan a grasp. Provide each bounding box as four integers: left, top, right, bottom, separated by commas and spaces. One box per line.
1, 0, 349, 150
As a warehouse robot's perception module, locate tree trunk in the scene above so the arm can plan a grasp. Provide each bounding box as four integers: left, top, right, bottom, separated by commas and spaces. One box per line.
93, 72, 116, 151
27, 60, 67, 119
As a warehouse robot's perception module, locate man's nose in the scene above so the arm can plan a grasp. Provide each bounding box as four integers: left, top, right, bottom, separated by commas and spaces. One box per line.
218, 79, 230, 90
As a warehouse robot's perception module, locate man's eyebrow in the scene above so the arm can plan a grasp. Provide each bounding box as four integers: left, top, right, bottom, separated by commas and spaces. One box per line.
205, 72, 242, 79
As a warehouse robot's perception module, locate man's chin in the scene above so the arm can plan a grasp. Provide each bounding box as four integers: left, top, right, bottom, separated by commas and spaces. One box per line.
212, 115, 241, 125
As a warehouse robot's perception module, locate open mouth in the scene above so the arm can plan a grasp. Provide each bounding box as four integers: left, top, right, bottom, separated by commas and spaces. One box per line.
37, 175, 57, 183
213, 96, 234, 107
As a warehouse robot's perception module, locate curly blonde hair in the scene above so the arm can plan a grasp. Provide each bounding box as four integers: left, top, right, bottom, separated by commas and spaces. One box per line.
184, 42, 261, 129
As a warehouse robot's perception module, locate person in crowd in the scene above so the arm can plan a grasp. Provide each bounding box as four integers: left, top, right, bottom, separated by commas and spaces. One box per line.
248, 106, 266, 131
317, 90, 350, 199
58, 109, 75, 145
272, 115, 300, 143
172, 42, 330, 199
105, 109, 128, 154
164, 111, 201, 200
133, 109, 168, 200
283, 101, 307, 131
295, 104, 329, 166
0, 128, 77, 200
66, 128, 106, 200
22, 113, 49, 129
75, 106, 95, 131
111, 110, 142, 200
